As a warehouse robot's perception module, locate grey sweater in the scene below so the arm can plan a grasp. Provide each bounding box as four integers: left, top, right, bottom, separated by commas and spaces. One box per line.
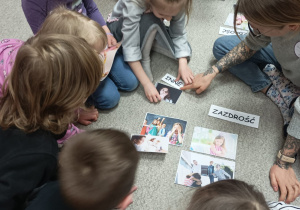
244, 32, 300, 139
107, 0, 191, 62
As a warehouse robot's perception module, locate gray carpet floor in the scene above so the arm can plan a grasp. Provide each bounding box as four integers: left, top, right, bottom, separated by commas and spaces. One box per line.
1, 0, 300, 209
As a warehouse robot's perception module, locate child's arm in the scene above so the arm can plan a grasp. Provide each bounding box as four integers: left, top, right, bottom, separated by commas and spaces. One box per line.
129, 61, 161, 102
177, 57, 194, 84
169, 11, 194, 84
83, 0, 116, 47
177, 133, 183, 144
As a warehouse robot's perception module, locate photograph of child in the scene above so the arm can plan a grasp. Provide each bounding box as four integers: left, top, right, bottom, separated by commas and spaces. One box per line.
131, 135, 169, 153
190, 127, 238, 160
155, 82, 182, 104
140, 113, 187, 146
175, 150, 235, 188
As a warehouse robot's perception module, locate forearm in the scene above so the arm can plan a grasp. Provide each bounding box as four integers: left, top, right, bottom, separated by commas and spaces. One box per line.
128, 61, 151, 86
204, 42, 256, 76
276, 134, 300, 169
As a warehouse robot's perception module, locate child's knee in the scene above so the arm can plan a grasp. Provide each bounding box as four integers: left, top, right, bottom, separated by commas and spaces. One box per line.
122, 76, 139, 91
94, 91, 120, 109
213, 37, 228, 60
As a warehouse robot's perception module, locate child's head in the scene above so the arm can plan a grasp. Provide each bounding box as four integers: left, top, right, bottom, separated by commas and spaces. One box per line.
162, 123, 166, 128
215, 164, 221, 170
192, 173, 201, 180
210, 161, 213, 165
234, 0, 300, 37
147, 0, 192, 22
0, 34, 102, 134
186, 180, 269, 210
193, 160, 198, 165
59, 129, 139, 210
132, 135, 146, 145
152, 118, 159, 125
38, 6, 107, 53
172, 122, 183, 133
213, 135, 225, 148
143, 119, 148, 125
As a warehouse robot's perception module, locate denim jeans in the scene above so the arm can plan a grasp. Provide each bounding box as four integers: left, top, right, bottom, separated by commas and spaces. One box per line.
213, 35, 281, 92
87, 50, 139, 109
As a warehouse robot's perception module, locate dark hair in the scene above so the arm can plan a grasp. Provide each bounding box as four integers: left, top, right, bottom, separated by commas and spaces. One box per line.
192, 173, 201, 180
59, 129, 139, 210
187, 180, 269, 210
159, 86, 172, 100
131, 135, 146, 144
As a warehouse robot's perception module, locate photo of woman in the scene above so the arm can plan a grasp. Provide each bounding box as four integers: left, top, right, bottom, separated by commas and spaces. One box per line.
155, 83, 182, 104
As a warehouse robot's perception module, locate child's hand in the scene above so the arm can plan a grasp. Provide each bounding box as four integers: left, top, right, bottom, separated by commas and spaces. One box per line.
177, 57, 194, 84
106, 33, 117, 47
102, 25, 117, 47
181, 66, 218, 94
77, 106, 99, 125
116, 186, 137, 210
143, 82, 161, 103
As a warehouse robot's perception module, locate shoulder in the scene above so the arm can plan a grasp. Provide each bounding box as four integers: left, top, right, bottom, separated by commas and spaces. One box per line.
0, 127, 59, 162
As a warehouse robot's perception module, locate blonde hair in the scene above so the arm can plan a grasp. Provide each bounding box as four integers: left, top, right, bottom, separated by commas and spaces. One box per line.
132, 0, 192, 24
0, 34, 103, 134
38, 6, 107, 51
60, 129, 139, 210
234, 0, 300, 29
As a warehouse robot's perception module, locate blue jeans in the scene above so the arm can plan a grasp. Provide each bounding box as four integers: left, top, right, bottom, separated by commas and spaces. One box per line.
213, 35, 281, 92
87, 50, 139, 109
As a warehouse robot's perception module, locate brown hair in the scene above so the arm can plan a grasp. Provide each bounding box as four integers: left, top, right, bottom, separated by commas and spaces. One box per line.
0, 34, 102, 134
38, 6, 107, 52
187, 180, 269, 210
59, 129, 139, 210
132, 135, 146, 144
234, 0, 300, 33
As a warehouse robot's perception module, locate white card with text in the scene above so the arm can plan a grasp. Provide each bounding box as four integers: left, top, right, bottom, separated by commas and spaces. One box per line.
208, 105, 260, 128
219, 27, 248, 36
161, 73, 184, 89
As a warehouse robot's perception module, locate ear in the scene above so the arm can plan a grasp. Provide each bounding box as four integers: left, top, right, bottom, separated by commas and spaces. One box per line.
116, 186, 137, 210
289, 24, 300, 31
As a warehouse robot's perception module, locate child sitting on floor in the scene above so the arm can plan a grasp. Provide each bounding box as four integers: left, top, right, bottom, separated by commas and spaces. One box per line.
25, 129, 139, 210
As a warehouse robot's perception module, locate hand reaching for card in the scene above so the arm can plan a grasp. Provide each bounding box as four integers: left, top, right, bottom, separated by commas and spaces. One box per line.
177, 57, 194, 84
144, 82, 161, 103
181, 68, 218, 94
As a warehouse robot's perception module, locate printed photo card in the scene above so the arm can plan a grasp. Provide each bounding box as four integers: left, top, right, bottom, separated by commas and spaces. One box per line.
101, 42, 121, 81
175, 150, 235, 188
155, 82, 182, 104
131, 135, 168, 153
190, 127, 238, 160
140, 113, 187, 146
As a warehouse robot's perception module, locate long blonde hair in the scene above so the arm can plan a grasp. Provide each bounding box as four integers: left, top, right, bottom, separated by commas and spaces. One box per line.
38, 6, 107, 51
0, 34, 103, 134
234, 0, 300, 30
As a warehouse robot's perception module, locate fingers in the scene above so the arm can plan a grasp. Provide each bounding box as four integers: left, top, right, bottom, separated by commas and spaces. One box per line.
278, 183, 287, 202
111, 37, 117, 46
181, 84, 194, 90
196, 87, 205, 94
270, 172, 279, 192
286, 185, 295, 203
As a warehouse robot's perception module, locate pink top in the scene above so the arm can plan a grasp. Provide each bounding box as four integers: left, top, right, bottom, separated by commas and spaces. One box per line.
0, 39, 24, 96
210, 145, 222, 156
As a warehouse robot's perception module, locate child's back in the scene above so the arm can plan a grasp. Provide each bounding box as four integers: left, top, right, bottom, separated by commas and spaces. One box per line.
26, 129, 139, 210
